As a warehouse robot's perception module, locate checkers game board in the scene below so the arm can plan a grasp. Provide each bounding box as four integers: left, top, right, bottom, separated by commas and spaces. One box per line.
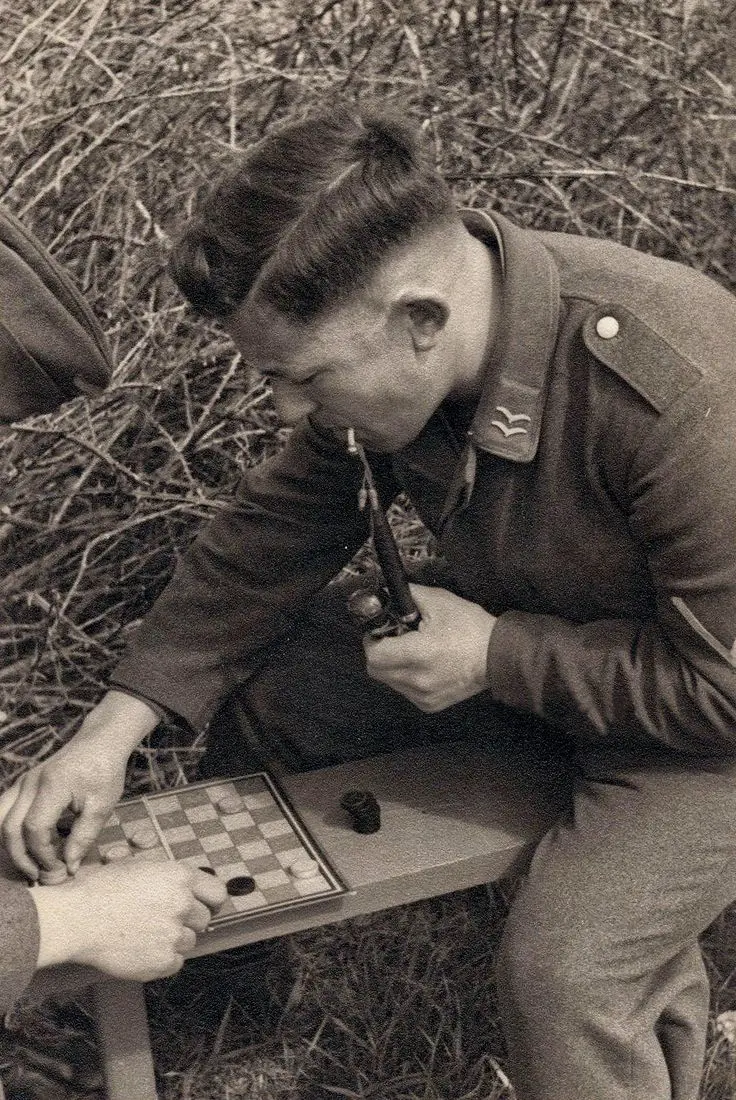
83, 773, 347, 927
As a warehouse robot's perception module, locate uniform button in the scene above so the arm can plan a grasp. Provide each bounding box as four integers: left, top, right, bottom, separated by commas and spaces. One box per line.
596, 315, 619, 339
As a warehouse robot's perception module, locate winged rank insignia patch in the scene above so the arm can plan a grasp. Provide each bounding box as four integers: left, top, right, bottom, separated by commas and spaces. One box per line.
490, 406, 532, 438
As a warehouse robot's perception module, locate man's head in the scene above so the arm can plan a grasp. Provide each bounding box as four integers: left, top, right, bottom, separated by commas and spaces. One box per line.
170, 105, 458, 323
171, 105, 498, 451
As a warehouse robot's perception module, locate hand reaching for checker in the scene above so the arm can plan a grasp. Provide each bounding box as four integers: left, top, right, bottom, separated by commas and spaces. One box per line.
0, 691, 159, 880
0, 741, 127, 882
30, 860, 227, 981
363, 584, 497, 712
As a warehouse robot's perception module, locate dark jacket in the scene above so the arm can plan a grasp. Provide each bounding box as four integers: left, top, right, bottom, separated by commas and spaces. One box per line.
1, 208, 113, 1013
113, 211, 736, 754
0, 205, 112, 421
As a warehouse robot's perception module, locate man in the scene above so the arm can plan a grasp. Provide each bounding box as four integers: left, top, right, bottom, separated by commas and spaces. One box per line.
0, 206, 225, 1013
2, 106, 736, 1099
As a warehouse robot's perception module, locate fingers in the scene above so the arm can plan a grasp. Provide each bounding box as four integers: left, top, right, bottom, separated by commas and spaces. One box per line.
175, 876, 227, 950
158, 954, 186, 979
190, 868, 228, 913
145, 942, 189, 980
22, 796, 71, 875
64, 802, 116, 874
363, 616, 424, 659
183, 898, 215, 935
173, 926, 198, 956
2, 770, 88, 878
0, 782, 19, 830
0, 773, 47, 880
404, 582, 436, 613
364, 632, 427, 682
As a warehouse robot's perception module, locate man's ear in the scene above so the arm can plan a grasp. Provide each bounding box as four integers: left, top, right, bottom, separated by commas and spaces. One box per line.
392, 293, 450, 351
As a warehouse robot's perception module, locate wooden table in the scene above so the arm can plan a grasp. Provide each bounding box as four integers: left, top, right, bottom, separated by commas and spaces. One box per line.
26, 736, 567, 1100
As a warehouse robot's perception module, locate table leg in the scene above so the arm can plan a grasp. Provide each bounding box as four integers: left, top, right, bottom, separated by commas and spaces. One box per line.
92, 980, 158, 1100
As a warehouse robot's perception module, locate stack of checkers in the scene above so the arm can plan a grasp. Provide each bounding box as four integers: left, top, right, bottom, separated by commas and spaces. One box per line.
80, 775, 344, 924
339, 789, 381, 834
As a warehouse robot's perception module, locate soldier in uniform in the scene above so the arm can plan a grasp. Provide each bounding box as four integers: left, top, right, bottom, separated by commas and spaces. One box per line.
2, 107, 736, 1099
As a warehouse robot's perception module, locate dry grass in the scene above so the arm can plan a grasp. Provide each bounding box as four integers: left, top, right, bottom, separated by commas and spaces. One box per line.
1, 0, 735, 1097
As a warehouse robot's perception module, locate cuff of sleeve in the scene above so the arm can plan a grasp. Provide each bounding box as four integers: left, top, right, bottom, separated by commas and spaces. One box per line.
105, 684, 170, 725
486, 610, 537, 711
109, 667, 218, 733
0, 881, 40, 1014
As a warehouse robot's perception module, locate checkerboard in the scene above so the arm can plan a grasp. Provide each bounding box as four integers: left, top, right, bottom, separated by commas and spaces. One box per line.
84, 773, 347, 927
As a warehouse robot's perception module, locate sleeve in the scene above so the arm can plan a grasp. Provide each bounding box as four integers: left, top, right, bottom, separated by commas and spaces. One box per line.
486, 370, 736, 755
0, 879, 39, 1014
111, 420, 387, 731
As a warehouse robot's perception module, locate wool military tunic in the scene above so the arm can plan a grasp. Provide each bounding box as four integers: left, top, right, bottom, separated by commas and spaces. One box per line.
112, 211, 736, 755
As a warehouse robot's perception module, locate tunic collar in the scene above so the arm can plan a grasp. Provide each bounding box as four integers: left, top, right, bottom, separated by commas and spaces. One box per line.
463, 209, 560, 463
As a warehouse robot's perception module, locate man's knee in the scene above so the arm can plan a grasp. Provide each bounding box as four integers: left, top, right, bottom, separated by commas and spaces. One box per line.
496, 901, 613, 1025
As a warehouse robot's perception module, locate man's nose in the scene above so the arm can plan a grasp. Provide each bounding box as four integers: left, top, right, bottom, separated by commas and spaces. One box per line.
269, 380, 318, 425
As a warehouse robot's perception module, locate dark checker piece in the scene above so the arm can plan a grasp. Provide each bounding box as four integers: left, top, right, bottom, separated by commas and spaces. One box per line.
340, 789, 381, 834
226, 875, 256, 896
340, 790, 372, 814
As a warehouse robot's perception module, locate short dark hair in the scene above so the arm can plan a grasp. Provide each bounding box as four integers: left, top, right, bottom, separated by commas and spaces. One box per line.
169, 105, 457, 322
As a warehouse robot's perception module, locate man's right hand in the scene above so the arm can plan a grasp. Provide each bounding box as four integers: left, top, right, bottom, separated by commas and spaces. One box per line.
0, 690, 159, 880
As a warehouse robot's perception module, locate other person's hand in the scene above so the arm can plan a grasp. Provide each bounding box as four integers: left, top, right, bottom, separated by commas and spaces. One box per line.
0, 691, 159, 880
363, 584, 497, 712
30, 861, 227, 981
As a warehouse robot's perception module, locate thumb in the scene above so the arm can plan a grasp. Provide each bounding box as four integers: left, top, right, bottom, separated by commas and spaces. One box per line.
65, 804, 111, 873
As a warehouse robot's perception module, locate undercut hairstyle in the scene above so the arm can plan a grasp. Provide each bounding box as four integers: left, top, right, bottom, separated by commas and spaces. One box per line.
169, 105, 458, 323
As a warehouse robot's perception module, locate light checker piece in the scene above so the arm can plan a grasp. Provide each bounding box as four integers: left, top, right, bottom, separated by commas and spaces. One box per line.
84, 773, 347, 927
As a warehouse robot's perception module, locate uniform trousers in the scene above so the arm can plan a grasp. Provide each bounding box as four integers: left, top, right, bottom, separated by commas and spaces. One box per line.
202, 582, 736, 1100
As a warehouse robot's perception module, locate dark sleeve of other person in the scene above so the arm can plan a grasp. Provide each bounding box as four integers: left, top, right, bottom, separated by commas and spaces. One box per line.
0, 204, 113, 1010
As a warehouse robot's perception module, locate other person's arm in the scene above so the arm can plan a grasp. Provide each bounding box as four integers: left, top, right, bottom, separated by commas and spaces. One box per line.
0, 861, 226, 1014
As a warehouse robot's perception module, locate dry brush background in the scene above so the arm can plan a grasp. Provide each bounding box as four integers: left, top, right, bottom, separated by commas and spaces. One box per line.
1, 1, 735, 1097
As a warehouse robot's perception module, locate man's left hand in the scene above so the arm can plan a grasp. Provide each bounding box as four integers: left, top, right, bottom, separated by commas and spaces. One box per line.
363, 584, 497, 712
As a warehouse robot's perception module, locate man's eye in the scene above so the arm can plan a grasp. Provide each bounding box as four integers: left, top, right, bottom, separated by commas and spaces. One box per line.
263, 372, 317, 386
